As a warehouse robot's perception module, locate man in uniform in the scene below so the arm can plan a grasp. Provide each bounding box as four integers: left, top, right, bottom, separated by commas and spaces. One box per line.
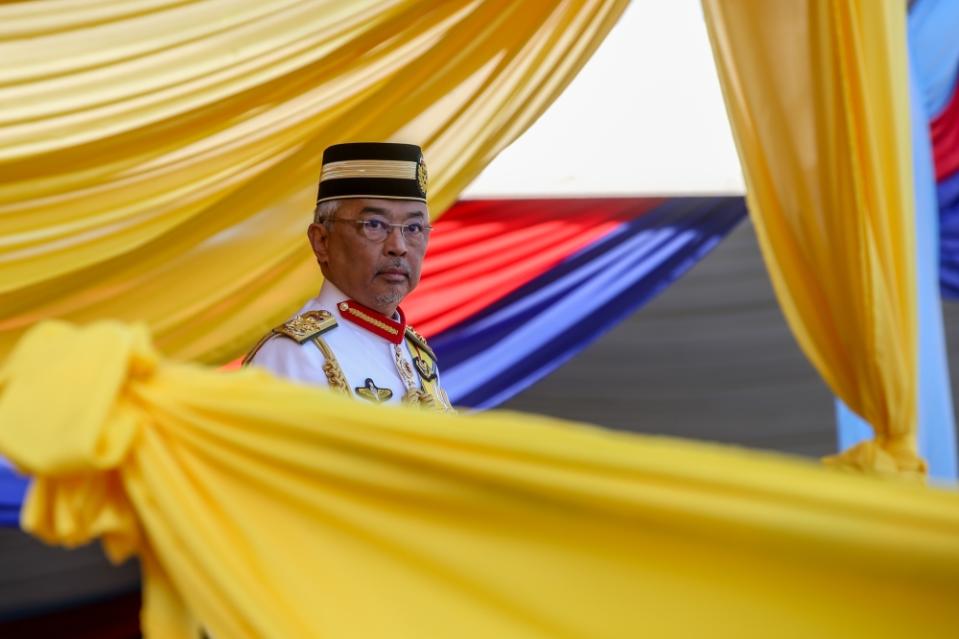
244, 142, 453, 411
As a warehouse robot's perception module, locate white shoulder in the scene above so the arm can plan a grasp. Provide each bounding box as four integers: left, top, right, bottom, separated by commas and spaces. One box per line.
242, 308, 339, 387
248, 333, 330, 388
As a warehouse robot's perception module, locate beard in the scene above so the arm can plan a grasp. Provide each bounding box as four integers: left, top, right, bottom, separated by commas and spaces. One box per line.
375, 289, 405, 309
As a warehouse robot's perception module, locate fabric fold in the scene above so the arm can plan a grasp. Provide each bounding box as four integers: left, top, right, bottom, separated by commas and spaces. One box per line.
0, 321, 153, 559
702, 1, 921, 475
0, 321, 152, 475
2, 320, 959, 637
0, 0, 630, 365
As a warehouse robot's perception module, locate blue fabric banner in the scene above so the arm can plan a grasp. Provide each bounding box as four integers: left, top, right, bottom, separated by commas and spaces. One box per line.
908, 0, 959, 118
941, 171, 959, 297
434, 197, 746, 409
910, 0, 959, 298
0, 458, 26, 527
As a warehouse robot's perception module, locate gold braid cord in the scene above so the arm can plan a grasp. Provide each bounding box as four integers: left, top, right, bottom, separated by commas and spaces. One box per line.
402, 388, 437, 408
311, 336, 350, 396
403, 331, 454, 413
241, 333, 275, 367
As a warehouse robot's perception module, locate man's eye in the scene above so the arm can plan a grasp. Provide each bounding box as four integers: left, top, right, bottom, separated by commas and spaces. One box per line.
363, 220, 387, 231
404, 223, 424, 234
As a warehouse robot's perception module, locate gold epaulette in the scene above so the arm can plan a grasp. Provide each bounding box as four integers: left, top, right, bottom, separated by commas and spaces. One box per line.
404, 325, 435, 361
273, 310, 338, 343
241, 310, 339, 367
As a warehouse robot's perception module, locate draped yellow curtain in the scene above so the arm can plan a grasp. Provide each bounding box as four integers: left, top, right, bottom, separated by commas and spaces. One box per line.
0, 0, 628, 365
701, 1, 921, 474
2, 321, 959, 637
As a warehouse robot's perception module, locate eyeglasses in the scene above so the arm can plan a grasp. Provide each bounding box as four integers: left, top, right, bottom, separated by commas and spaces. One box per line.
331, 218, 432, 243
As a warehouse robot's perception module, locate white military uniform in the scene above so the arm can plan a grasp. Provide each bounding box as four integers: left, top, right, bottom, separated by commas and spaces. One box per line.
246, 281, 452, 410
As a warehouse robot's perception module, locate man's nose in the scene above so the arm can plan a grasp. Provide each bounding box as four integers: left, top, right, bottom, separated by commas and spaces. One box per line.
383, 226, 408, 255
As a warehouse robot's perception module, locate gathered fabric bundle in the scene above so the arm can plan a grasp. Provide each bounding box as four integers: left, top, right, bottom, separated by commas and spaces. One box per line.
1, 321, 958, 637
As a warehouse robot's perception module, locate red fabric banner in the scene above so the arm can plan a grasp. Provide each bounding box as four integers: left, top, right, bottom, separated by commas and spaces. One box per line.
405, 198, 663, 336
932, 83, 959, 181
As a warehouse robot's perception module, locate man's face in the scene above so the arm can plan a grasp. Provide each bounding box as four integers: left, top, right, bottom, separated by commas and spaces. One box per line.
308, 198, 429, 315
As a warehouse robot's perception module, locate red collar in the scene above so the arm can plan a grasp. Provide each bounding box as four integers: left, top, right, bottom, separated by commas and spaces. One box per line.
337, 299, 407, 344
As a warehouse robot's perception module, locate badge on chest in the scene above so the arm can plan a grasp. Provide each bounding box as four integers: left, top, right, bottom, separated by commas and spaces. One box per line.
355, 378, 393, 403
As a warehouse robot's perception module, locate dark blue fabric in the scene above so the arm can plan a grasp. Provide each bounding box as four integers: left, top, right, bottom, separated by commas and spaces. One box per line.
0, 459, 27, 527
434, 197, 747, 409
940, 170, 959, 298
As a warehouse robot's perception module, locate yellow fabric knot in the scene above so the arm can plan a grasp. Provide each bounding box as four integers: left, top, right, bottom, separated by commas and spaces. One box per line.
823, 437, 928, 481
0, 320, 157, 560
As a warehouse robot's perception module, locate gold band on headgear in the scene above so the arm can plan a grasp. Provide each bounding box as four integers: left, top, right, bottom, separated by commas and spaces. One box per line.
320, 160, 417, 182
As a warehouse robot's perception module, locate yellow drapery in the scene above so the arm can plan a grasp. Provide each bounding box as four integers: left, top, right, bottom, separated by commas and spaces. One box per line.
2, 321, 959, 637
701, 1, 921, 474
0, 0, 628, 365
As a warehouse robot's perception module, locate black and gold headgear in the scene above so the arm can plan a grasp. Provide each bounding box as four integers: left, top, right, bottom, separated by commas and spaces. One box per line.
316, 142, 428, 204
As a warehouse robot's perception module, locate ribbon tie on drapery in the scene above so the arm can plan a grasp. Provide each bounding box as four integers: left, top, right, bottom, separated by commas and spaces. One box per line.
824, 437, 928, 478
0, 321, 154, 559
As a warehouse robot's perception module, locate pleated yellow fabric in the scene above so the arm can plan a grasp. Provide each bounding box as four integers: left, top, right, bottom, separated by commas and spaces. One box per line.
2, 321, 959, 637
701, 1, 921, 474
0, 0, 628, 365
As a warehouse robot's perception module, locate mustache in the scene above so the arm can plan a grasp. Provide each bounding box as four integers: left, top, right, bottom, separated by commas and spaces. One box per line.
377, 260, 410, 275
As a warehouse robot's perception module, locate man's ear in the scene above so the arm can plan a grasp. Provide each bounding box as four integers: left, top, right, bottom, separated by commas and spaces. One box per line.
307, 223, 330, 266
